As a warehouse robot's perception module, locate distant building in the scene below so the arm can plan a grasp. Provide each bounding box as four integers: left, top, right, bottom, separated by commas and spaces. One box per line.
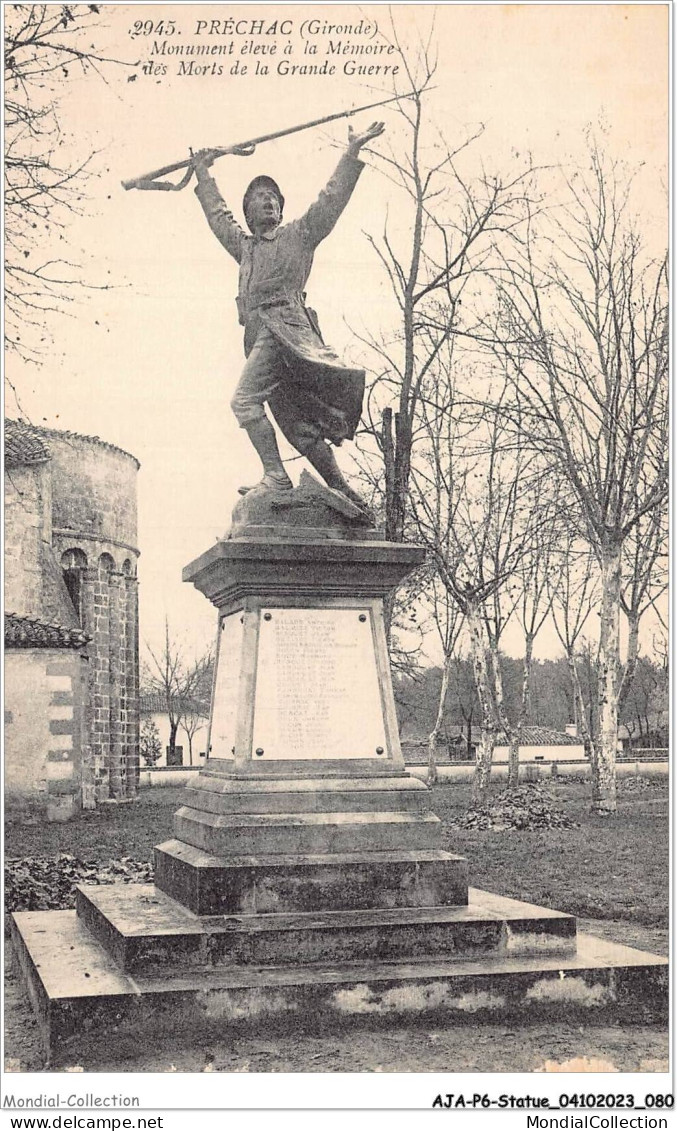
402, 725, 585, 765
139, 693, 210, 767
4, 419, 140, 819
490, 725, 584, 763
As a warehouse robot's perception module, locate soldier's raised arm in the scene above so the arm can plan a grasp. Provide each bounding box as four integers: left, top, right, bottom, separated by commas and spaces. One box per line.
193, 146, 254, 264
301, 121, 385, 248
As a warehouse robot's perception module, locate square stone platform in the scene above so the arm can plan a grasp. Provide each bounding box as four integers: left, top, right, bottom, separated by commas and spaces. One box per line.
11, 886, 667, 1067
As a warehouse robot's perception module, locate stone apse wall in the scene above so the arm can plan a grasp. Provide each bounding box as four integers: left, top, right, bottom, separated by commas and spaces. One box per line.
4, 456, 52, 620
40, 429, 141, 803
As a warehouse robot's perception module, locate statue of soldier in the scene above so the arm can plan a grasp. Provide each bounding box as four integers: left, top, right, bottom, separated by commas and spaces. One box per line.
191, 121, 384, 514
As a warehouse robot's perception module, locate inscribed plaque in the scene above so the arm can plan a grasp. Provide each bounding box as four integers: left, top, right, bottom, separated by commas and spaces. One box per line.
252, 607, 387, 759
209, 612, 244, 758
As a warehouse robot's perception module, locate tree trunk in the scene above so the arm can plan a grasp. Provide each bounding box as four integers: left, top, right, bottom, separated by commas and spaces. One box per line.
393, 410, 413, 543
382, 407, 397, 540
508, 633, 534, 788
593, 540, 622, 814
618, 608, 640, 714
381, 408, 397, 637
467, 601, 496, 806
382, 407, 412, 548
567, 651, 595, 764
506, 735, 520, 787
489, 644, 516, 790
168, 719, 178, 758
427, 650, 452, 787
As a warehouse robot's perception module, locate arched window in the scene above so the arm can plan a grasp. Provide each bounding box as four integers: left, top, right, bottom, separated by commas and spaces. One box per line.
98, 552, 115, 574
61, 548, 88, 622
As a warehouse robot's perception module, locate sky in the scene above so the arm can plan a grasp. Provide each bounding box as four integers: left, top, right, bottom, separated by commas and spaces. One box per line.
5, 2, 669, 666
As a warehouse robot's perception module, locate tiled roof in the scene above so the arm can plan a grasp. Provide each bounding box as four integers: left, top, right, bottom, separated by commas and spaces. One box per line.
139, 693, 210, 716
459, 725, 581, 746
5, 613, 90, 650
4, 419, 51, 467
139, 693, 169, 713
34, 425, 140, 468
512, 725, 581, 746
5, 419, 139, 469
405, 725, 582, 747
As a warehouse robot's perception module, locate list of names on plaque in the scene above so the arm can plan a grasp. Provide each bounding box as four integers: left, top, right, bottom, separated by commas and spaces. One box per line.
252, 608, 387, 759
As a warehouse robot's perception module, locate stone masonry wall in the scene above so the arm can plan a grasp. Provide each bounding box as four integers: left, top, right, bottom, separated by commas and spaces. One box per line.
44, 430, 140, 802
5, 648, 88, 821
44, 430, 138, 549
4, 461, 52, 619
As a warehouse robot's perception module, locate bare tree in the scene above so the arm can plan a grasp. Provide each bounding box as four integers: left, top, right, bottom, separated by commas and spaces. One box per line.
409, 364, 541, 803
144, 621, 211, 764
4, 4, 132, 374
477, 492, 559, 792
618, 498, 668, 712
491, 147, 668, 812
447, 654, 481, 759
419, 577, 464, 786
652, 627, 669, 675
179, 653, 213, 765
387, 563, 429, 677
620, 657, 667, 751
502, 493, 562, 786
180, 702, 208, 767
548, 536, 600, 763
348, 27, 537, 567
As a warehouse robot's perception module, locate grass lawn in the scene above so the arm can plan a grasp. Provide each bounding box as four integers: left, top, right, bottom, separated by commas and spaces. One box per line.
4, 779, 668, 928
435, 784, 669, 926
5, 788, 181, 864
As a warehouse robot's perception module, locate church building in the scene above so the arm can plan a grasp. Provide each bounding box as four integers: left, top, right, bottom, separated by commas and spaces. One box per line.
4, 419, 140, 819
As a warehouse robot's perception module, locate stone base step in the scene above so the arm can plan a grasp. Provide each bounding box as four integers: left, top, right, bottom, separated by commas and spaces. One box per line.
154, 840, 469, 915
184, 773, 431, 815
75, 885, 577, 972
11, 904, 667, 1068
173, 807, 442, 856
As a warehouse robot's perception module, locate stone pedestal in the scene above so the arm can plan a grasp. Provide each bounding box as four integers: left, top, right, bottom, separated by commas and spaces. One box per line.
153, 525, 467, 915
10, 483, 668, 1065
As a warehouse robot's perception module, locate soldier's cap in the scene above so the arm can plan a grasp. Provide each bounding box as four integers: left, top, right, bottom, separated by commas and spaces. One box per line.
242, 176, 285, 231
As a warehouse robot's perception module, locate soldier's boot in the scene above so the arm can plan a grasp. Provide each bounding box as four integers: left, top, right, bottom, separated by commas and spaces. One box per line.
238, 417, 293, 496
304, 440, 375, 522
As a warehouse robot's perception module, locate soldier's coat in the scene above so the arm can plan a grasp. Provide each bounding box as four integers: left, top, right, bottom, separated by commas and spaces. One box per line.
195, 153, 366, 451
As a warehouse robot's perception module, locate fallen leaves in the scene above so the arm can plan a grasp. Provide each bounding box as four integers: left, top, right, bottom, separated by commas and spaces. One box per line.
617, 775, 667, 794
5, 854, 153, 912
451, 784, 579, 832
